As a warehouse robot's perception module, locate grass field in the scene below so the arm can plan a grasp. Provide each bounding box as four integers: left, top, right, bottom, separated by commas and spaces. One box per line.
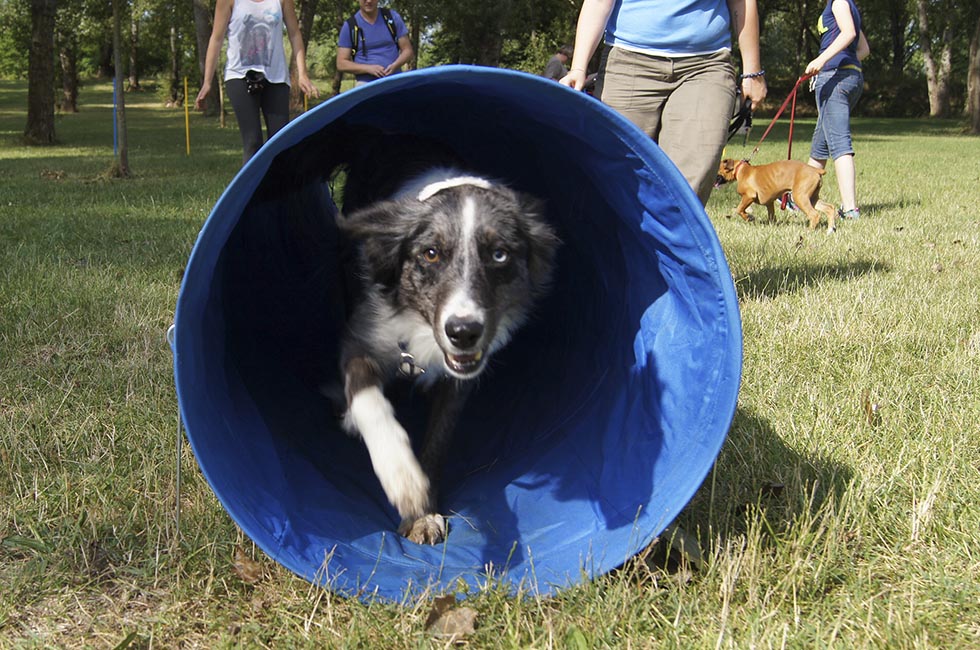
1, 78, 979, 648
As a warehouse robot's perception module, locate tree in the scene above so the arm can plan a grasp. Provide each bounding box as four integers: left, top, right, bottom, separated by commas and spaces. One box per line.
968, 12, 980, 133
25, 0, 58, 145
916, 0, 953, 118
192, 0, 221, 116
110, 0, 131, 176
54, 0, 87, 113
129, 0, 141, 90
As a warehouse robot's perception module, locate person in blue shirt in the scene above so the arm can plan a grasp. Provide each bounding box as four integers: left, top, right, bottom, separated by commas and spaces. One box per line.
337, 0, 414, 86
560, 0, 767, 205
805, 0, 869, 221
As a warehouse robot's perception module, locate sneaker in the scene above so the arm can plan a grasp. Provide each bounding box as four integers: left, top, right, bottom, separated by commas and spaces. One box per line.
838, 207, 860, 220
782, 192, 799, 211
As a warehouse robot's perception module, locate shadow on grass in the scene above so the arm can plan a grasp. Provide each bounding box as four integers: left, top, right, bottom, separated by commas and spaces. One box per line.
735, 258, 890, 300
634, 406, 854, 574
862, 199, 921, 215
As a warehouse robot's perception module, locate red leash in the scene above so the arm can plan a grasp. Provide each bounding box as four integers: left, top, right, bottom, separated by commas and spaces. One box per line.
744, 72, 815, 210
748, 72, 816, 161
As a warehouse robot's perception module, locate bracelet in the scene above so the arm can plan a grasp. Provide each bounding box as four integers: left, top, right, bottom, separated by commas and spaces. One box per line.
571, 67, 587, 73
740, 70, 765, 79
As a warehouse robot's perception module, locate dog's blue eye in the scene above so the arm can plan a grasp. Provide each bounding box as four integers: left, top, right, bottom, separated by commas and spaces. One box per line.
422, 248, 440, 263
492, 249, 509, 264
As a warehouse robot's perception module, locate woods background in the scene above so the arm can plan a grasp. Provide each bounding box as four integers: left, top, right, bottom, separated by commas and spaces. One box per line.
6, 0, 980, 144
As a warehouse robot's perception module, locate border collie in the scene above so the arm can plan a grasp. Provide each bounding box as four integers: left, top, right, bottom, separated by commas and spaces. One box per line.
334, 138, 559, 544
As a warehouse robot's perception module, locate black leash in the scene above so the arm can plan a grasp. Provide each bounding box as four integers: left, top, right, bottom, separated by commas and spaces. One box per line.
727, 97, 753, 145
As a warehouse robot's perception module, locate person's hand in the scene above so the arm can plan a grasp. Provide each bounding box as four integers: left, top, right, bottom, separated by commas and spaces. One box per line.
194, 83, 211, 110
298, 73, 319, 99
559, 69, 587, 90
804, 56, 825, 76
365, 64, 387, 78
741, 75, 767, 109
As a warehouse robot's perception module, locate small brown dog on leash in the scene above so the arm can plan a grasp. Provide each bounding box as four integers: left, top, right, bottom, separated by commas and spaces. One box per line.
716, 158, 837, 233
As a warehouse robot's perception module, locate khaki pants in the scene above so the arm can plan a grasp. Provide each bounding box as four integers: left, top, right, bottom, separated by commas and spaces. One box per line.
598, 47, 736, 205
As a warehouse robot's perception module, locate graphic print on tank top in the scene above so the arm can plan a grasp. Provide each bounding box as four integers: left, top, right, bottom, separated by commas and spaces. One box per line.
239, 10, 276, 68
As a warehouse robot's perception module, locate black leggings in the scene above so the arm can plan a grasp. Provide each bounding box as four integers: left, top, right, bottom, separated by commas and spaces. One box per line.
225, 77, 290, 163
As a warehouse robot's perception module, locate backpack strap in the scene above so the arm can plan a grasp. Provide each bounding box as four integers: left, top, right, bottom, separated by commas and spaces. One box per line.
380, 8, 398, 44
347, 15, 363, 57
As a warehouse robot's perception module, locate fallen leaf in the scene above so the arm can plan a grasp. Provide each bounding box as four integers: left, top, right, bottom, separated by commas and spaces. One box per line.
861, 390, 881, 428
761, 482, 785, 498
425, 595, 477, 642
664, 524, 703, 571
232, 546, 264, 584
931, 262, 944, 273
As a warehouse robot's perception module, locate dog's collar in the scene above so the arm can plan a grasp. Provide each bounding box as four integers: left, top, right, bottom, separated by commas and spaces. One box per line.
397, 341, 426, 378
417, 176, 493, 201
733, 159, 750, 177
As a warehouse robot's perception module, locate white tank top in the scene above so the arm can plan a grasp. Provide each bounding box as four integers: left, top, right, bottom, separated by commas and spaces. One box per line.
224, 0, 289, 84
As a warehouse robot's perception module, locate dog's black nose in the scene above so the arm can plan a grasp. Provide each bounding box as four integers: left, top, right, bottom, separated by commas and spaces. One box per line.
445, 318, 484, 349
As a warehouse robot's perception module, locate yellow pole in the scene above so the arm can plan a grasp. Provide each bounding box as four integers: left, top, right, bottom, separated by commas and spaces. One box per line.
304, 93, 308, 113
184, 76, 190, 156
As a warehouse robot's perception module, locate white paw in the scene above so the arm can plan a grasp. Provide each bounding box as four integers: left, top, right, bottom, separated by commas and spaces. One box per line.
348, 386, 431, 519
399, 513, 447, 545
374, 450, 431, 520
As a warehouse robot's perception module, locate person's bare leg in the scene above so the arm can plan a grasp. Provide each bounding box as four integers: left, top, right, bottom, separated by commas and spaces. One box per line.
833, 153, 857, 212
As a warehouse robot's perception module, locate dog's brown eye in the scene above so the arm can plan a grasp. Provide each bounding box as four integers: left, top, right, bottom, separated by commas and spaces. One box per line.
492, 248, 509, 264
422, 247, 440, 263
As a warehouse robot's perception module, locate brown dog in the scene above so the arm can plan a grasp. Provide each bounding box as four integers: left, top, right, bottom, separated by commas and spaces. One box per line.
716, 158, 837, 232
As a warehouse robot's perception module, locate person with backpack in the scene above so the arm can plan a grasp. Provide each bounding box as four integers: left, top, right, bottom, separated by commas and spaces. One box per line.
337, 0, 414, 86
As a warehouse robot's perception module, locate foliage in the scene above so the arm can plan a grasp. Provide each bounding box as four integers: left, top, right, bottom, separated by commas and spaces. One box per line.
2, 0, 979, 120
0, 0, 31, 78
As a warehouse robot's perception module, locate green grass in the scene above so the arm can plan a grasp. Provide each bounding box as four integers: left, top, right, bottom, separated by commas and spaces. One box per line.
2, 78, 979, 648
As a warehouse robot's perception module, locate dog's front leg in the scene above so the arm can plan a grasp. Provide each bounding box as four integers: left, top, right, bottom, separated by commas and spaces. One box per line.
735, 195, 756, 222
344, 357, 433, 530
397, 379, 474, 544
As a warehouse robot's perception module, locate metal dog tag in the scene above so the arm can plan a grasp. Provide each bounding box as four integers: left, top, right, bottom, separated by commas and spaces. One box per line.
398, 343, 426, 379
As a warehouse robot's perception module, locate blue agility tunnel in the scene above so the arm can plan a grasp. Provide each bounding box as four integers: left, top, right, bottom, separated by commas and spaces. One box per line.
173, 66, 741, 602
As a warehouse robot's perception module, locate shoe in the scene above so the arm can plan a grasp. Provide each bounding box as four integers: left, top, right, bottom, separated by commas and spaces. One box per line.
838, 207, 860, 220
782, 192, 799, 211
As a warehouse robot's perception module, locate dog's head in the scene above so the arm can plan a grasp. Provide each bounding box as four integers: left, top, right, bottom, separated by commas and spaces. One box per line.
339, 175, 559, 380
715, 158, 743, 187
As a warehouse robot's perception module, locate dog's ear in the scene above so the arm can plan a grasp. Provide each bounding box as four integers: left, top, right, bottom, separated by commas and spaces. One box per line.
516, 194, 560, 295
338, 201, 417, 289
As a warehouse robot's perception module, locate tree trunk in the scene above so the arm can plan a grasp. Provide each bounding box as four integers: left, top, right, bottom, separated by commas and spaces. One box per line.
111, 0, 131, 176
917, 0, 952, 118
193, 0, 221, 116
128, 7, 141, 91
888, 3, 908, 76
97, 42, 113, 78
58, 40, 79, 113
25, 0, 58, 145
169, 19, 181, 106
968, 13, 980, 134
